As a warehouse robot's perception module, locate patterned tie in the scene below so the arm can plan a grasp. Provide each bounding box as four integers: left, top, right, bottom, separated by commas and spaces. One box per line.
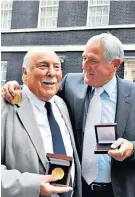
82, 87, 104, 185
45, 102, 72, 197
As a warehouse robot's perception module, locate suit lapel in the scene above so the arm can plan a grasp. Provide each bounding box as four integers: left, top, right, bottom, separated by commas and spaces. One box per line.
54, 96, 80, 181
16, 95, 48, 170
74, 81, 88, 130
115, 77, 132, 137
73, 77, 89, 154
54, 96, 74, 144
54, 96, 78, 155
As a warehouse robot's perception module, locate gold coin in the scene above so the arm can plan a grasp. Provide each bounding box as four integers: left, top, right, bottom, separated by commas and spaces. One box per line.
52, 168, 64, 180
12, 91, 21, 104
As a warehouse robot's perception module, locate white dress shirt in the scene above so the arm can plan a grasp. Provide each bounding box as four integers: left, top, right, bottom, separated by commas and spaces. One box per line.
23, 85, 75, 197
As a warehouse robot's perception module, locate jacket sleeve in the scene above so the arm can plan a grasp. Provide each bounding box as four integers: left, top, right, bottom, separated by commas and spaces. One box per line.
1, 99, 43, 197
1, 165, 43, 197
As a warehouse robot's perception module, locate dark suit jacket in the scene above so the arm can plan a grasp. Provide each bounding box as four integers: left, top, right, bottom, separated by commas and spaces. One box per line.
58, 73, 135, 197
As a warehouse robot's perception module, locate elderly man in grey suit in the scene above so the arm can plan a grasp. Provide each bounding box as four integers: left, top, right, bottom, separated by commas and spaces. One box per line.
1, 49, 82, 197
2, 33, 135, 197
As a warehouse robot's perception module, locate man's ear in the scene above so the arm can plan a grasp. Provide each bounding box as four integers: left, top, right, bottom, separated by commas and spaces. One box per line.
22, 67, 27, 75
22, 67, 28, 84
112, 58, 121, 71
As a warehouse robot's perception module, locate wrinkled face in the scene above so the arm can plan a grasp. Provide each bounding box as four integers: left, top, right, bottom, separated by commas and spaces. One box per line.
23, 51, 62, 101
82, 42, 119, 87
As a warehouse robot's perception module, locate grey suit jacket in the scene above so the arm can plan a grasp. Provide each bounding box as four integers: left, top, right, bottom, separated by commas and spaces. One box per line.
1, 92, 82, 197
59, 73, 135, 197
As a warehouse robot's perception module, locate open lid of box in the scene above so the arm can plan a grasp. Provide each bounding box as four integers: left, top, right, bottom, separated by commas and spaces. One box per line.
46, 153, 72, 167
95, 123, 117, 144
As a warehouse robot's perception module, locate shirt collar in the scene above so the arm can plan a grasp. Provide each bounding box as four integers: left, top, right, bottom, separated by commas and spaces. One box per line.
91, 76, 117, 97
102, 76, 117, 97
22, 84, 54, 111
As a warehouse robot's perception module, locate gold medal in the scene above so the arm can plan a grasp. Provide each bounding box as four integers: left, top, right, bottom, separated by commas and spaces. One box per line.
52, 167, 64, 180
12, 91, 21, 104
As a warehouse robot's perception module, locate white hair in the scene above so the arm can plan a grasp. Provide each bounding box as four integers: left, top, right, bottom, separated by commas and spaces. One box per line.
22, 47, 57, 71
87, 33, 124, 63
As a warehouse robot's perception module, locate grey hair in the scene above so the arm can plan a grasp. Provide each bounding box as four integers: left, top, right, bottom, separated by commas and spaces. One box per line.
87, 33, 124, 63
22, 52, 30, 71
22, 47, 57, 71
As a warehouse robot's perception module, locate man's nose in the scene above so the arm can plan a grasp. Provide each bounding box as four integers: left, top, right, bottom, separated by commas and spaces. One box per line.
47, 65, 55, 76
82, 61, 95, 70
82, 61, 89, 70
82, 63, 85, 70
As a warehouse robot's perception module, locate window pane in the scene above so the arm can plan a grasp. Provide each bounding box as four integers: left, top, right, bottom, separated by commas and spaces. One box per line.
102, 15, 109, 25
104, 0, 110, 4
46, 0, 53, 6
1, 1, 3, 9
95, 16, 101, 25
1, 64, 7, 71
89, 17, 95, 26
1, 0, 13, 29
4, 1, 8, 9
52, 17, 57, 26
52, 7, 58, 17
97, 0, 102, 4
87, 0, 110, 26
41, 0, 46, 6
46, 18, 52, 27
1, 71, 6, 79
54, 0, 59, 6
103, 6, 109, 14
40, 19, 44, 27
38, 0, 59, 28
47, 7, 52, 16
41, 8, 46, 17
1, 62, 7, 85
1, 81, 6, 86
93, 0, 97, 4
90, 7, 95, 16
96, 7, 102, 15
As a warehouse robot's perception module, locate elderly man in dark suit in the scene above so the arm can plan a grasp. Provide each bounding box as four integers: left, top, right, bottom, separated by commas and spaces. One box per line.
2, 33, 135, 197
59, 33, 135, 197
1, 48, 82, 197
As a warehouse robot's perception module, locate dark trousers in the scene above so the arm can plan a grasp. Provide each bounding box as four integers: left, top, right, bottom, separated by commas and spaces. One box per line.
82, 177, 114, 197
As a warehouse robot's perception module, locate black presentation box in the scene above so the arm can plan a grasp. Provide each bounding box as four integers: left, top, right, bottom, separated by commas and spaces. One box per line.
46, 153, 72, 186
94, 123, 118, 154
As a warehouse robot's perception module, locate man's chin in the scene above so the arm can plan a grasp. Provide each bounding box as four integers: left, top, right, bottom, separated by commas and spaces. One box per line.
43, 91, 57, 100
39, 95, 53, 102
84, 79, 100, 87
84, 77, 93, 86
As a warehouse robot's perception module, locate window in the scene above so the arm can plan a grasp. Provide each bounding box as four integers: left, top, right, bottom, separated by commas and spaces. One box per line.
87, 0, 110, 27
38, 0, 59, 28
132, 71, 135, 82
124, 59, 135, 81
1, 61, 7, 86
1, 0, 13, 30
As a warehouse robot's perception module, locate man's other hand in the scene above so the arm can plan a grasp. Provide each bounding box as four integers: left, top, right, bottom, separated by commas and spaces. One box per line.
40, 174, 72, 196
108, 138, 134, 161
1, 81, 21, 104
